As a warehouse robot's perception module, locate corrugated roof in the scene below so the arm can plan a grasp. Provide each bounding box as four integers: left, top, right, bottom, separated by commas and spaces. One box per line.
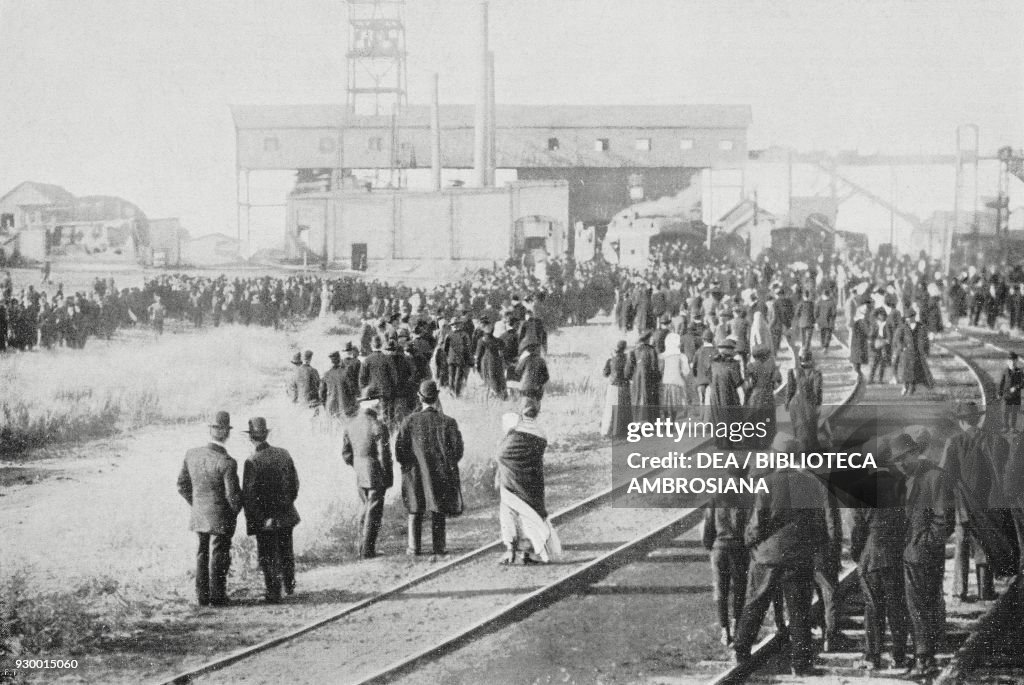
231, 104, 752, 130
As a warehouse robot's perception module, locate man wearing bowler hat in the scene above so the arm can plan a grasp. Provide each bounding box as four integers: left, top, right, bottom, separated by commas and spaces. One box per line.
395, 380, 465, 556
321, 345, 361, 419
241, 417, 300, 602
176, 411, 243, 606
342, 389, 393, 558
289, 350, 322, 412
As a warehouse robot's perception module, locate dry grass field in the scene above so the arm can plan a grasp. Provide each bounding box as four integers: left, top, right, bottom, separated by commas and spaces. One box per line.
0, 297, 612, 675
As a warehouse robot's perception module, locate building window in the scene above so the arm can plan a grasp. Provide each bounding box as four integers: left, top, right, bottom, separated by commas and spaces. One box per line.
594, 138, 610, 152
547, 137, 559, 151
719, 140, 735, 151
319, 136, 336, 153
263, 136, 280, 152
635, 138, 651, 151
680, 138, 694, 150
368, 136, 384, 151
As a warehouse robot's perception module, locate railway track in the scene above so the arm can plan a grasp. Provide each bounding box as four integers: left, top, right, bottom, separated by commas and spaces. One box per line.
159, 344, 811, 685
159, 327, 1021, 685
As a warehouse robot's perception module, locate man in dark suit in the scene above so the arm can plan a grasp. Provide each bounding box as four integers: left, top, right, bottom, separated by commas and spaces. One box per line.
892, 431, 955, 677
241, 417, 300, 602
395, 380, 465, 556
321, 343, 361, 419
940, 401, 1008, 601
342, 389, 393, 558
733, 463, 827, 676
794, 289, 816, 352
289, 349, 321, 412
517, 307, 548, 354
815, 289, 837, 351
516, 343, 550, 407
360, 335, 399, 424
176, 411, 243, 607
444, 319, 474, 397
850, 462, 909, 670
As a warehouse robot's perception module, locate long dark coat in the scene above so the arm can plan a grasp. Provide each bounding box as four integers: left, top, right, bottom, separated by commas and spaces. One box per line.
496, 429, 548, 518
516, 353, 550, 400
395, 407, 465, 515
849, 317, 870, 365
745, 357, 781, 447
242, 444, 300, 536
786, 365, 823, 451
360, 351, 399, 399
602, 351, 633, 439
321, 358, 361, 418
707, 356, 743, 430
894, 322, 931, 386
626, 342, 660, 422
475, 334, 507, 397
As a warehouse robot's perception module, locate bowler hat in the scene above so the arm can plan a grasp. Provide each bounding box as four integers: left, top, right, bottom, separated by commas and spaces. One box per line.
615, 339, 627, 353
328, 350, 341, 361
290, 352, 302, 365
303, 349, 314, 360
209, 410, 233, 430
343, 341, 357, 354
418, 380, 440, 402
889, 433, 920, 460
243, 417, 270, 438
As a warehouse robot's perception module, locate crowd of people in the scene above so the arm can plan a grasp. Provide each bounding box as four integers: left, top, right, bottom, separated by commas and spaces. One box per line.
17, 240, 1008, 678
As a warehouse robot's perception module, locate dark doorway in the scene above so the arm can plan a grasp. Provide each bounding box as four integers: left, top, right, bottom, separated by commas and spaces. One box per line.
351, 243, 368, 271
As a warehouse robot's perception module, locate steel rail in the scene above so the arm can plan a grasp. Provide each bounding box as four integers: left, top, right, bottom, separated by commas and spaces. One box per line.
157, 340, 802, 685
704, 333, 988, 684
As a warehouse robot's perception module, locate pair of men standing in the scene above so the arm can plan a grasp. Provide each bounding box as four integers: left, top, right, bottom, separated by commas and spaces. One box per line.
177, 412, 300, 605
342, 379, 465, 558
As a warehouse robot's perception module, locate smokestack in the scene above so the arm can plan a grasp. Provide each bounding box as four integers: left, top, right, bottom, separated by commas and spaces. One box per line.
431, 72, 442, 191
473, 1, 488, 187
487, 51, 496, 186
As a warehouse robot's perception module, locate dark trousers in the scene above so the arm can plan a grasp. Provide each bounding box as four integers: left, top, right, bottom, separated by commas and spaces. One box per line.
711, 544, 748, 628
734, 563, 815, 668
358, 487, 385, 557
819, 327, 833, 350
195, 532, 232, 605
953, 519, 992, 597
800, 327, 814, 351
448, 364, 468, 397
813, 561, 839, 637
256, 528, 295, 599
869, 349, 889, 383
904, 559, 945, 658
860, 567, 908, 661
408, 512, 447, 554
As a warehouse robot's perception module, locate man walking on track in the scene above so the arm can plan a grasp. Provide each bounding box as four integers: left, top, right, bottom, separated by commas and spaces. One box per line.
241, 417, 300, 602
891, 431, 955, 678
176, 411, 242, 607
342, 389, 393, 558
395, 380, 464, 556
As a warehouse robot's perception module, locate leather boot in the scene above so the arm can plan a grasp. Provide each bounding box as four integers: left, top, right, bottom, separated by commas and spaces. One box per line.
406, 514, 422, 555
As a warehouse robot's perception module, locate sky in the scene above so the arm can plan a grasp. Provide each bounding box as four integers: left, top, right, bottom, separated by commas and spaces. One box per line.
0, 0, 1021, 248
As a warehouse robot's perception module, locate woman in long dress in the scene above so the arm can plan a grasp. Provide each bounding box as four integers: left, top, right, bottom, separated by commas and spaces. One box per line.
601, 340, 633, 439
745, 345, 783, 448
786, 348, 823, 451
495, 401, 561, 565
659, 332, 691, 421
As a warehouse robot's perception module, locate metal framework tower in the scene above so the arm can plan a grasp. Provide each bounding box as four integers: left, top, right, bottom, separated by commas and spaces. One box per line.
346, 0, 408, 115
346, 0, 408, 186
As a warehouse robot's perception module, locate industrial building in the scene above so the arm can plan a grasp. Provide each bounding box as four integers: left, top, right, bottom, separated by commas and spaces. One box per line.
231, 103, 752, 266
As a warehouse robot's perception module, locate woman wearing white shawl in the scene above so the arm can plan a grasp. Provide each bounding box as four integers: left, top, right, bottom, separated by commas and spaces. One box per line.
748, 309, 772, 355
495, 400, 562, 565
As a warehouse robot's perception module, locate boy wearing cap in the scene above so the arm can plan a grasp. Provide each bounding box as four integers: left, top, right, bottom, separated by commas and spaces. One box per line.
242, 418, 300, 601
997, 352, 1023, 433
176, 411, 243, 607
